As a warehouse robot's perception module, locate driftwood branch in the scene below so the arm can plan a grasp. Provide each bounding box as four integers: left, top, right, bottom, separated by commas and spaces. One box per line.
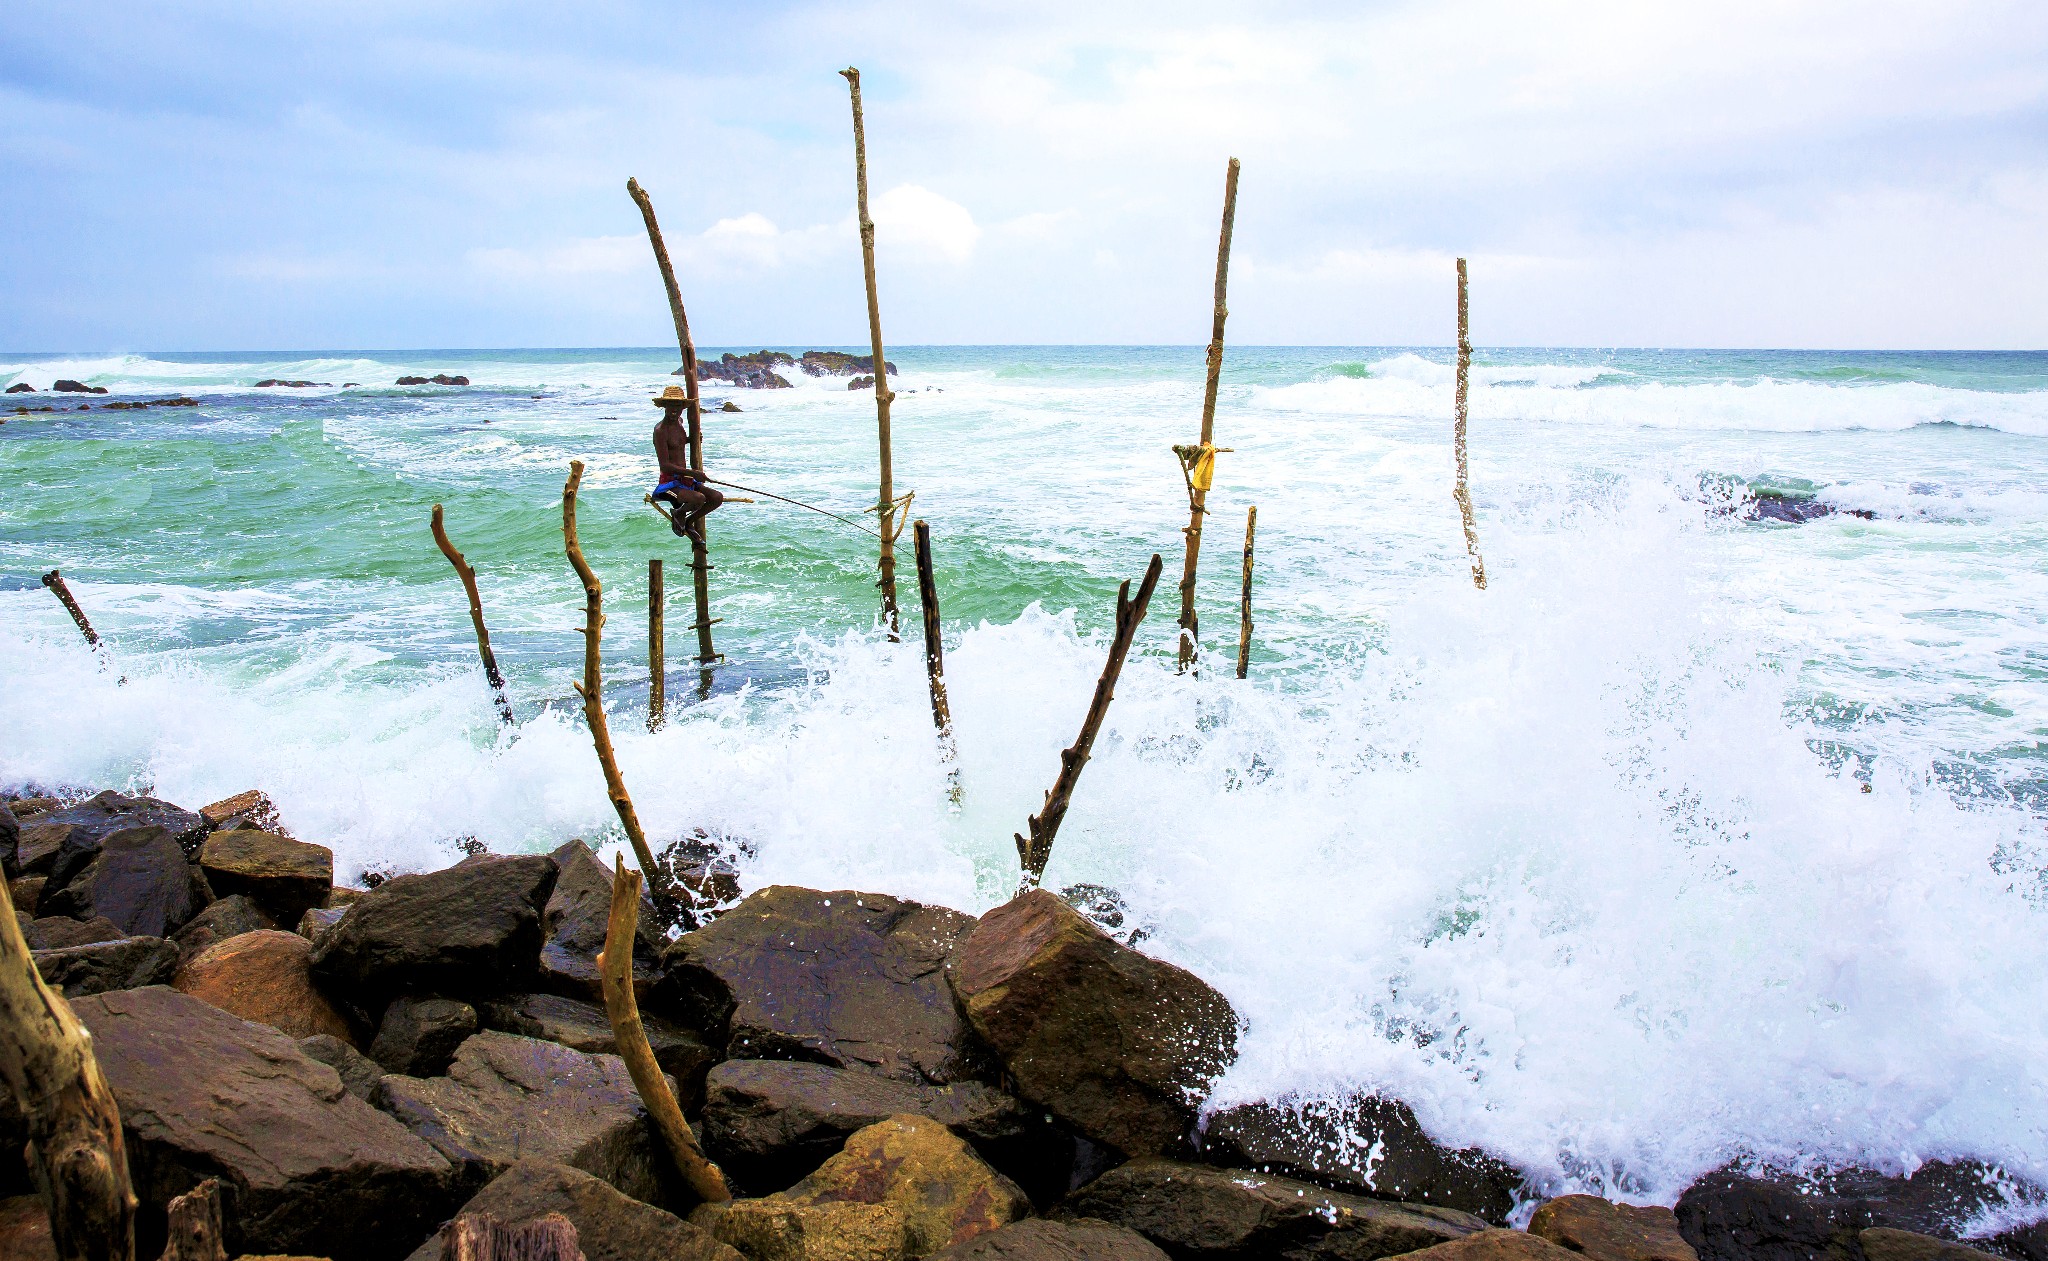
841, 66, 903, 640
1176, 158, 1241, 672
1016, 553, 1165, 887
627, 177, 719, 670
647, 559, 665, 733
562, 462, 692, 929
0, 871, 137, 1261
1236, 505, 1257, 680
39, 571, 101, 649
432, 506, 516, 726
157, 1178, 226, 1261
913, 520, 961, 805
1453, 257, 1487, 590
598, 855, 731, 1204
445, 1211, 584, 1261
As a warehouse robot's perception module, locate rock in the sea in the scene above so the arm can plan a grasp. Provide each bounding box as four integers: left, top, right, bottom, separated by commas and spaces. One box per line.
430, 374, 470, 386
948, 889, 1237, 1157
254, 379, 327, 388
71, 986, 453, 1261
702, 1059, 1063, 1199
1674, 1163, 2038, 1261
1529, 1195, 1696, 1261
369, 995, 479, 1075
198, 829, 333, 925
199, 788, 284, 834
693, 352, 796, 389
301, 1033, 385, 1101
926, 1217, 1170, 1261
1859, 1227, 2006, 1261
396, 375, 430, 385
662, 885, 988, 1085
171, 893, 276, 962
1383, 1230, 1585, 1261
1065, 1157, 1489, 1260
173, 929, 357, 1041
1200, 1094, 1522, 1223
20, 789, 208, 878
373, 1030, 672, 1205
720, 400, 742, 412
51, 379, 107, 394
538, 839, 663, 1002
38, 825, 210, 938
478, 991, 716, 1111
799, 350, 896, 377
2, 382, 33, 393
33, 936, 180, 996
309, 853, 557, 1003
401, 1160, 741, 1261
22, 914, 125, 950
700, 1114, 1029, 1259
849, 375, 875, 391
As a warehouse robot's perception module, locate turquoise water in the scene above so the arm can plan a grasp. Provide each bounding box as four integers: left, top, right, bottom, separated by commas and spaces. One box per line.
6, 344, 2048, 1209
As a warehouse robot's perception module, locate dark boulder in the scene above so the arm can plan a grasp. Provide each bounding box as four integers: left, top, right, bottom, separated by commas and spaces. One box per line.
297, 905, 346, 943
478, 991, 716, 1112
719, 400, 742, 412
22, 914, 124, 950
51, 379, 107, 394
429, 374, 470, 386
1528, 1195, 1696, 1261
1860, 1228, 2007, 1261
928, 1217, 1171, 1260
948, 889, 1237, 1158
702, 1058, 1068, 1199
399, 1160, 741, 1261
1, 799, 17, 879
692, 352, 795, 389
198, 789, 284, 834
71, 986, 454, 1260
308, 853, 557, 1004
1064, 1157, 1489, 1260
369, 995, 479, 1075
850, 374, 876, 390
396, 375, 429, 385
1385, 1232, 1585, 1261
799, 350, 897, 377
374, 1030, 675, 1206
9, 877, 43, 918
254, 379, 327, 388
2, 382, 32, 393
38, 825, 210, 938
20, 790, 207, 879
171, 893, 276, 963
1200, 1095, 1522, 1223
660, 885, 989, 1085
34, 936, 180, 995
198, 830, 333, 926
538, 839, 662, 1002
1675, 1163, 2042, 1261
301, 1033, 386, 1101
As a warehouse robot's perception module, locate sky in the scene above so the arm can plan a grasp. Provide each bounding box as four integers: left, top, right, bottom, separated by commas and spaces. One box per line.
3, 1, 2046, 350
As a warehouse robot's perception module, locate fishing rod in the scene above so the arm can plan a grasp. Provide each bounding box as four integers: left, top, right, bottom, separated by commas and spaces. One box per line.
701, 476, 879, 538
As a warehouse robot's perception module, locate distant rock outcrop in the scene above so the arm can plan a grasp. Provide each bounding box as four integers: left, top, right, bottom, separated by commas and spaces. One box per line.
52, 379, 107, 394
800, 350, 896, 377
396, 374, 471, 386
4, 382, 33, 393
689, 353, 796, 390
256, 379, 329, 388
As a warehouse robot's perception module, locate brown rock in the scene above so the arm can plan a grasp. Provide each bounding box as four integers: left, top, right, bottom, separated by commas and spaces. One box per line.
20, 790, 207, 876
1394, 1231, 1586, 1261
22, 914, 124, 950
308, 853, 557, 1003
172, 894, 277, 963
694, 1200, 907, 1261
538, 840, 663, 1003
1529, 1196, 1695, 1261
0, 1195, 53, 1261
478, 991, 716, 1112
38, 825, 211, 937
9, 877, 43, 918
199, 789, 284, 834
174, 929, 356, 1042
404, 1161, 739, 1261
368, 995, 478, 1075
34, 935, 181, 996
925, 1218, 1169, 1261
198, 831, 332, 925
947, 889, 1237, 1157
1858, 1227, 2005, 1261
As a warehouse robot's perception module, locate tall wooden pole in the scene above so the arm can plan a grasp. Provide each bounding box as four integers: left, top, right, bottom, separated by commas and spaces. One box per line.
912, 521, 953, 739
627, 178, 719, 671
1176, 158, 1240, 672
39, 571, 100, 649
647, 559, 665, 733
1016, 554, 1165, 889
841, 67, 903, 641
431, 507, 516, 726
1236, 505, 1257, 680
1453, 258, 1487, 590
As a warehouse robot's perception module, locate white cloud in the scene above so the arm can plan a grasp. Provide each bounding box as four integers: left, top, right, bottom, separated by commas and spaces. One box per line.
871, 185, 981, 263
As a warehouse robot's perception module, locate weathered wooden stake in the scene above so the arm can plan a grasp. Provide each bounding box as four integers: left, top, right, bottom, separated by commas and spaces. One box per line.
562, 461, 691, 929
912, 520, 952, 739
445, 1211, 584, 1261
1236, 505, 1257, 680
158, 1179, 227, 1261
432, 506, 516, 726
599, 855, 732, 1204
1454, 257, 1487, 590
627, 177, 718, 671
39, 571, 100, 649
841, 66, 904, 641
1176, 157, 1241, 672
0, 875, 137, 1261
647, 559, 665, 733
1016, 553, 1165, 888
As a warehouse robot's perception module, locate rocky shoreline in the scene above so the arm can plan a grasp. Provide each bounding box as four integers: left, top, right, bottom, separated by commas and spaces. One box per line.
3, 787, 2043, 1261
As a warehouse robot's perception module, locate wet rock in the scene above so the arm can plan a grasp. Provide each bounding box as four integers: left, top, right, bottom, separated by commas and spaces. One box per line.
22, 914, 124, 950
71, 986, 454, 1261
926, 1217, 1170, 1261
38, 825, 210, 938
20, 789, 207, 878
799, 350, 896, 377
1388, 1231, 1585, 1261
477, 991, 716, 1112
1673, 1163, 2041, 1261
369, 995, 479, 1075
297, 905, 346, 943
702, 1059, 1064, 1199
1529, 1196, 1696, 1261
254, 379, 327, 388
695, 1199, 908, 1261
0, 1195, 53, 1261
2, 382, 33, 393
174, 929, 357, 1041
309, 853, 557, 1003
693, 352, 796, 389
720, 400, 743, 412
33, 935, 180, 995
1200, 1095, 1522, 1223
373, 1030, 671, 1205
9, 876, 44, 917
198, 830, 333, 925
171, 893, 276, 962
850, 375, 875, 390
700, 1114, 1029, 1259
538, 839, 662, 1002
51, 379, 106, 394
661, 885, 988, 1085
400, 1161, 741, 1261
1860, 1228, 2005, 1261
396, 375, 430, 385
430, 374, 470, 386
6, 797, 59, 821
301, 1034, 385, 1101
1065, 1157, 1488, 1261
199, 789, 285, 834
0, 800, 16, 880
948, 889, 1237, 1157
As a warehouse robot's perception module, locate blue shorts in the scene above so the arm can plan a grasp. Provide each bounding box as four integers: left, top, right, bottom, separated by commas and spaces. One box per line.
654, 477, 701, 496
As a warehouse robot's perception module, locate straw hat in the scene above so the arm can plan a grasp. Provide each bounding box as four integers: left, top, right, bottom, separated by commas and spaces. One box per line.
652, 385, 690, 406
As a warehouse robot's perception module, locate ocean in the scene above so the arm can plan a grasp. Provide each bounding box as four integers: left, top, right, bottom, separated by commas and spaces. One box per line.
5, 344, 2047, 1213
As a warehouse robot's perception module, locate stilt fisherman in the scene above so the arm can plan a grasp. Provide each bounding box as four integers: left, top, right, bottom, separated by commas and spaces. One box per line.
650, 385, 723, 541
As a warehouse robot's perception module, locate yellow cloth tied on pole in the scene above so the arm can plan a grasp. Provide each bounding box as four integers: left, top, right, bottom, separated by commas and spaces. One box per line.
1188, 442, 1218, 492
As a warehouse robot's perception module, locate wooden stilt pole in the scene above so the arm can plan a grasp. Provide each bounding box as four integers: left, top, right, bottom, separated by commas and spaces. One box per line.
1236, 505, 1257, 680
912, 521, 952, 739
841, 66, 904, 641
1176, 158, 1241, 672
627, 178, 719, 673
1453, 258, 1487, 590
563, 461, 692, 930
0, 875, 137, 1261
647, 559, 666, 733
38, 571, 100, 649
431, 507, 516, 726
1016, 554, 1165, 889
599, 854, 731, 1204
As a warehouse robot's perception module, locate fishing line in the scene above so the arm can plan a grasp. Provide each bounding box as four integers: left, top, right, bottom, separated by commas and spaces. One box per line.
701, 476, 880, 538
